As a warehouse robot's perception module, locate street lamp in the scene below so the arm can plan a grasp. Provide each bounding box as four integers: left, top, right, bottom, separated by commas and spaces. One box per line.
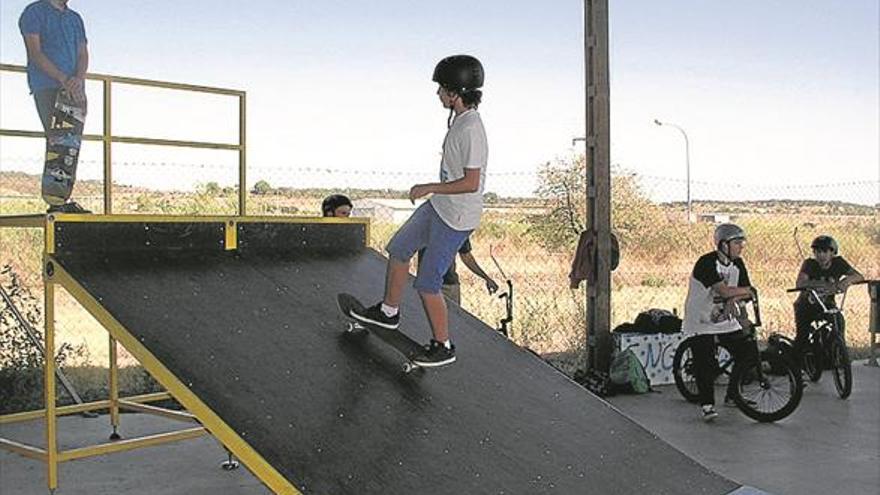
654, 119, 691, 222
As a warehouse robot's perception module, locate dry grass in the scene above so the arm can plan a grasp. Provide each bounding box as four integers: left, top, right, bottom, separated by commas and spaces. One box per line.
2, 191, 877, 368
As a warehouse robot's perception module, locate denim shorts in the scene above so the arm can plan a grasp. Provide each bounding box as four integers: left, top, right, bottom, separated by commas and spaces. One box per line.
386, 201, 472, 294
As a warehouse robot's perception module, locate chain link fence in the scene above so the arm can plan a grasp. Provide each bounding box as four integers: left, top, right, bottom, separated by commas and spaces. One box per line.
1, 152, 878, 374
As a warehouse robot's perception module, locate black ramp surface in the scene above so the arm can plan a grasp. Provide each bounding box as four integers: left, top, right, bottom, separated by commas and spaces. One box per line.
57, 248, 738, 495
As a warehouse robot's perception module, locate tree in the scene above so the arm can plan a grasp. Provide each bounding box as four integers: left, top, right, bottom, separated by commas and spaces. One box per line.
253, 180, 272, 195
199, 182, 221, 196
527, 154, 662, 253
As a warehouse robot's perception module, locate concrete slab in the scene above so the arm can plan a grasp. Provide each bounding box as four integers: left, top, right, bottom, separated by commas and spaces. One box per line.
607, 361, 880, 495
3, 364, 876, 494
0, 413, 270, 495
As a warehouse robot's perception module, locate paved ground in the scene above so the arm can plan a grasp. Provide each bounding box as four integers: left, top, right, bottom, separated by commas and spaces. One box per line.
0, 414, 271, 495
2, 362, 877, 495
608, 360, 880, 495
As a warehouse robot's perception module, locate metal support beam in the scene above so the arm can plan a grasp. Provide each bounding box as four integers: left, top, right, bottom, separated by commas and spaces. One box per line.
0, 438, 47, 461
59, 427, 207, 462
584, 0, 613, 372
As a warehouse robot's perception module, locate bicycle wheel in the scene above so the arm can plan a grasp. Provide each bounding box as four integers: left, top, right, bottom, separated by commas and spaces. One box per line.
673, 338, 732, 403
732, 351, 803, 422
672, 338, 701, 403
803, 336, 823, 382
830, 336, 852, 399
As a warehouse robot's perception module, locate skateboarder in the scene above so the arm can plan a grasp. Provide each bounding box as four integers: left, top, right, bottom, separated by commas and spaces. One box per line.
348, 54, 488, 367
321, 194, 353, 218
19, 0, 90, 213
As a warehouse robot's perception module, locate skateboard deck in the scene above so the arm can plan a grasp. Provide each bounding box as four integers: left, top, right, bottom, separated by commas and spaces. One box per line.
42, 90, 86, 205
336, 293, 424, 373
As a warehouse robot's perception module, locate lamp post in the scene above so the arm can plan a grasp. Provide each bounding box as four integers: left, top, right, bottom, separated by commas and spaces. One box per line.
654, 119, 691, 222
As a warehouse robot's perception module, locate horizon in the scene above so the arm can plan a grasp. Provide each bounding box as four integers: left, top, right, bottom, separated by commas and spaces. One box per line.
2, 166, 877, 209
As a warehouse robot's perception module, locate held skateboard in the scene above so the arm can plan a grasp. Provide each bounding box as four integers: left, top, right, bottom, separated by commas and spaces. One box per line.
337, 293, 424, 373
42, 90, 86, 205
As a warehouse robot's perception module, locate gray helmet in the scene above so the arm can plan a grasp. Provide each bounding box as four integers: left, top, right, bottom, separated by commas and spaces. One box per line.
714, 223, 746, 248
432, 55, 484, 92
810, 235, 838, 255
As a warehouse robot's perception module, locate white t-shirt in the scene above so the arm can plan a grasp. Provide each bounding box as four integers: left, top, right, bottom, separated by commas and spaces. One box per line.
683, 251, 752, 335
430, 109, 488, 231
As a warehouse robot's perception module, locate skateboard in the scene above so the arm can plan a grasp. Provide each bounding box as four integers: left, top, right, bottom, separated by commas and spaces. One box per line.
337, 293, 424, 373
42, 90, 86, 206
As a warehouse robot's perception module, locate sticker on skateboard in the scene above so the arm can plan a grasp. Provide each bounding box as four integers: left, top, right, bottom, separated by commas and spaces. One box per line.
42, 90, 86, 206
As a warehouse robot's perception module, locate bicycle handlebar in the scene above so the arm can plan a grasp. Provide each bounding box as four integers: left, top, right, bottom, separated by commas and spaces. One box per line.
711, 287, 758, 304
786, 279, 869, 295
787, 280, 869, 314
710, 288, 762, 327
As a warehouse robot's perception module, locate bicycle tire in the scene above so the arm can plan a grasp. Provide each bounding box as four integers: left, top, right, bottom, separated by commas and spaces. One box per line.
732, 351, 803, 422
672, 338, 701, 403
673, 337, 733, 403
803, 337, 823, 382
830, 336, 852, 399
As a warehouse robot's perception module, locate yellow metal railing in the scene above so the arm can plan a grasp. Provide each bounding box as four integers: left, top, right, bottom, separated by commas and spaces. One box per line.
0, 63, 248, 215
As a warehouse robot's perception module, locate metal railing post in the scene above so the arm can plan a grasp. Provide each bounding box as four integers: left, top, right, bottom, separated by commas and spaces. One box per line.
103, 79, 112, 214
239, 93, 247, 216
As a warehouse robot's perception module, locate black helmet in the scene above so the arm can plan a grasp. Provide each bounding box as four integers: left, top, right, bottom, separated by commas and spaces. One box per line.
321, 194, 352, 217
432, 55, 484, 92
810, 235, 838, 254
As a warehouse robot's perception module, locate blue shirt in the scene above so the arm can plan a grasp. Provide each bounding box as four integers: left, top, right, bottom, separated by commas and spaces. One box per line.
19, 0, 87, 93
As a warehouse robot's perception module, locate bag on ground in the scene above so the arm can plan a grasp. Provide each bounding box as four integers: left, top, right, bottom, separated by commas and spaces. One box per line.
609, 347, 651, 394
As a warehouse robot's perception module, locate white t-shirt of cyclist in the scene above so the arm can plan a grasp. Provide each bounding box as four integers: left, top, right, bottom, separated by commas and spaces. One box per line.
683, 251, 752, 336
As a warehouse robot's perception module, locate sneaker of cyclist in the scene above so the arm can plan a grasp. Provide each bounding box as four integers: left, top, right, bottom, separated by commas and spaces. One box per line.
682, 223, 756, 422
792, 235, 864, 364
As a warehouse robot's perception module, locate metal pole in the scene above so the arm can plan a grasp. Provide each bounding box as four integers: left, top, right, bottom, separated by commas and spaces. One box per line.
44, 268, 58, 492
103, 79, 112, 214
238, 93, 247, 216
680, 126, 691, 221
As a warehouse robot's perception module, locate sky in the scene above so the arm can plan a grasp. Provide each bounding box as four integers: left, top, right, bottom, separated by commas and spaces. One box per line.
0, 0, 878, 202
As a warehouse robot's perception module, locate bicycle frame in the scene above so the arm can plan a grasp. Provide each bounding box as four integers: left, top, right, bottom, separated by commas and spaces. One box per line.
790, 285, 853, 349
490, 246, 513, 337
708, 293, 766, 387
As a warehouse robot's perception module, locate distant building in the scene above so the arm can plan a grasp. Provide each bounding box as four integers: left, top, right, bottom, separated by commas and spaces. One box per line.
353, 198, 426, 224
696, 212, 738, 224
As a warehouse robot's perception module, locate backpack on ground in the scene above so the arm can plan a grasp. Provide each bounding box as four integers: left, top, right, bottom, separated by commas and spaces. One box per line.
609, 347, 651, 394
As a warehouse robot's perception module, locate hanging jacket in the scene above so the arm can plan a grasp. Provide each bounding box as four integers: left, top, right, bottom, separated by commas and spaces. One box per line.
569, 230, 620, 289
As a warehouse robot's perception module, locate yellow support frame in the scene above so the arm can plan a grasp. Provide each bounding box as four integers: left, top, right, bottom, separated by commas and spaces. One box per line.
30, 259, 300, 494
0, 392, 172, 425
0, 215, 370, 494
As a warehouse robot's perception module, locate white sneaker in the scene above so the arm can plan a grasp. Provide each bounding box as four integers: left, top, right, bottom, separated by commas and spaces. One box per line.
701, 405, 719, 422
